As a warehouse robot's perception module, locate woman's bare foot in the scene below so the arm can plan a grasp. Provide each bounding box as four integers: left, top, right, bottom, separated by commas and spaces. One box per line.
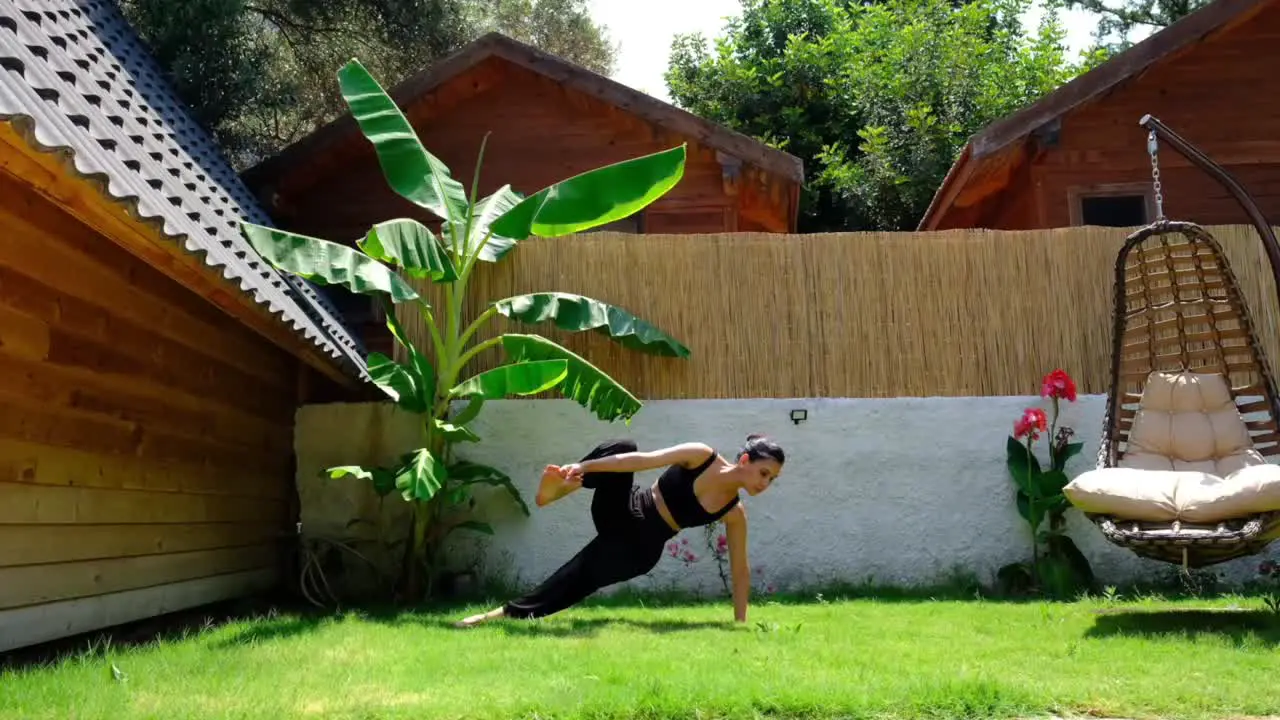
535, 464, 581, 507
453, 607, 505, 628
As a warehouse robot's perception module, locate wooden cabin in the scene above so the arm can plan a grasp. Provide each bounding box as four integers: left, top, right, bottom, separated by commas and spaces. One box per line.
243, 33, 804, 243
918, 0, 1280, 231
242, 32, 804, 356
0, 2, 367, 653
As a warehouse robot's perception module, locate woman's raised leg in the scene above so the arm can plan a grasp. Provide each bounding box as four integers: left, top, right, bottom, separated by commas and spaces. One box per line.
535, 439, 638, 510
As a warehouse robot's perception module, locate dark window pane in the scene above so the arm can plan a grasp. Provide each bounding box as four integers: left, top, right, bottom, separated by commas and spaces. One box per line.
1080, 195, 1147, 227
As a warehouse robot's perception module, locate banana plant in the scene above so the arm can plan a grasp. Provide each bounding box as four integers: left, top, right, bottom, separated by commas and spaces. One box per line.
241, 58, 691, 597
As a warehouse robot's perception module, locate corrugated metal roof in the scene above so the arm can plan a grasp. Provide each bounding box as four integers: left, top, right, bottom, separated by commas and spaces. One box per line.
0, 0, 369, 380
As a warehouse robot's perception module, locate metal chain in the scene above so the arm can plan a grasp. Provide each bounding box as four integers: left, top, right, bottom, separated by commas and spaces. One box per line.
1148, 130, 1165, 221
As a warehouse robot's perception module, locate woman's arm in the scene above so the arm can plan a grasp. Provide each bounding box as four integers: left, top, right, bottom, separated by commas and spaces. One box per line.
571, 442, 714, 476
723, 503, 750, 623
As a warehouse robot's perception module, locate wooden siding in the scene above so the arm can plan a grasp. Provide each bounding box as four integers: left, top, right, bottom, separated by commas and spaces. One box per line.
0, 169, 298, 652
269, 61, 790, 240
952, 0, 1280, 230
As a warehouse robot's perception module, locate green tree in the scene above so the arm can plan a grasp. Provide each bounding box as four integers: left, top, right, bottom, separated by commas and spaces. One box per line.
118, 0, 616, 169
471, 0, 618, 76
1064, 0, 1206, 57
665, 0, 1084, 231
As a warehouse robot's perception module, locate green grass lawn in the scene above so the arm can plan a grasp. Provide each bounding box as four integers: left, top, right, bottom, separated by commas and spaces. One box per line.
2, 592, 1280, 720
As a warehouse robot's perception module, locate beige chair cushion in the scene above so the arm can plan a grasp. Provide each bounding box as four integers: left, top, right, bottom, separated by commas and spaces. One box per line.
1122, 371, 1254, 475
1061, 370, 1280, 524
1177, 463, 1280, 523
1063, 467, 1180, 521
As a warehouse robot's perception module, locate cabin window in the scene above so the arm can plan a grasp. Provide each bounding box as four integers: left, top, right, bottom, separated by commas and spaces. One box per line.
1079, 195, 1148, 227
1070, 184, 1153, 228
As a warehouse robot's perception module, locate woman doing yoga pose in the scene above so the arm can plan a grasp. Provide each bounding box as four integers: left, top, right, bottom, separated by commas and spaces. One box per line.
454, 434, 786, 627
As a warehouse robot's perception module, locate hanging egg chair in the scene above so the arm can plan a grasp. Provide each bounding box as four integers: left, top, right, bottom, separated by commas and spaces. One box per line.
1063, 116, 1280, 569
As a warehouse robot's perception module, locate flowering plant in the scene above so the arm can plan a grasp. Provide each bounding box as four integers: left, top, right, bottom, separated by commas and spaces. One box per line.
665, 528, 776, 597
1002, 369, 1094, 596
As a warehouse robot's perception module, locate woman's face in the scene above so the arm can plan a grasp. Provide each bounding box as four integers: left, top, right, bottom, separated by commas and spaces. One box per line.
738, 455, 783, 496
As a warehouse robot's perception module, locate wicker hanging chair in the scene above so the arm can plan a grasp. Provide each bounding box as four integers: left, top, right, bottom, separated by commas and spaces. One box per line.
1077, 116, 1280, 569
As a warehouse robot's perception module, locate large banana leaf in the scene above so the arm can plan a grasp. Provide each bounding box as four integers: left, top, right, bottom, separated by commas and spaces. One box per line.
493, 293, 689, 358
241, 223, 419, 302
489, 145, 686, 240
327, 465, 397, 497
394, 448, 446, 502
462, 185, 522, 262
448, 460, 530, 516
432, 417, 480, 444
359, 219, 457, 282
501, 334, 641, 422
380, 297, 436, 402
337, 60, 468, 224
367, 352, 429, 413
448, 360, 568, 400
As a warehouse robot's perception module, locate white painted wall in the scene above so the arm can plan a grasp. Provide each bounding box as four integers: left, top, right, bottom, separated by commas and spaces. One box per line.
294, 395, 1278, 600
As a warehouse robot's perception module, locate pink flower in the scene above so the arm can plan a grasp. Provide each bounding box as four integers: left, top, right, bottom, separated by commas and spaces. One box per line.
1013, 408, 1048, 441
715, 534, 728, 556
1041, 369, 1078, 402
682, 551, 698, 564
766, 584, 777, 594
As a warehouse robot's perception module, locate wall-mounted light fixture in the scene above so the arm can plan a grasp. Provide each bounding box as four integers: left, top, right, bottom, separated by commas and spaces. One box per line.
790, 409, 808, 426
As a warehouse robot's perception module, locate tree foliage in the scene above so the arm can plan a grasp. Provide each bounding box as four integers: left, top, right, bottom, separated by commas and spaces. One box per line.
118, 0, 616, 169
472, 0, 618, 77
665, 0, 1087, 231
1064, 0, 1206, 58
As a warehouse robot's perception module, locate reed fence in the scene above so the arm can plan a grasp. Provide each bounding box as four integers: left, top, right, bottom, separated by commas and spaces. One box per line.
392, 225, 1280, 399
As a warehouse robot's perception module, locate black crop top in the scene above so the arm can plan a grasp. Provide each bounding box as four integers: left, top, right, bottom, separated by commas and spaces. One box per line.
656, 449, 740, 529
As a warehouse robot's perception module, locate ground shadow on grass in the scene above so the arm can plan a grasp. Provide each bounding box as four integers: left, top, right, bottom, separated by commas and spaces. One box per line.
416, 615, 736, 638
208, 606, 737, 645
0, 595, 286, 671
210, 614, 330, 648
1085, 608, 1280, 647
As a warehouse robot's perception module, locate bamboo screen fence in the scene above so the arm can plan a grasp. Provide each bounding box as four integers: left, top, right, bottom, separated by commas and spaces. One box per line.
392, 225, 1280, 399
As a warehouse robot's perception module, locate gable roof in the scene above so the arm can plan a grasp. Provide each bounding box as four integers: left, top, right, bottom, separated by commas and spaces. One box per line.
917, 0, 1273, 231
242, 31, 805, 194
0, 0, 368, 380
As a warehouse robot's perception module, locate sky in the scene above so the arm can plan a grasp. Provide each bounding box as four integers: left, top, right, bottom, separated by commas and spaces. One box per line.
587, 0, 1106, 103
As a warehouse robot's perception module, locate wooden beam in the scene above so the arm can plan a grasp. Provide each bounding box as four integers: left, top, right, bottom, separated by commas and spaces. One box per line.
951, 144, 1026, 209
0, 123, 359, 390
1042, 140, 1280, 170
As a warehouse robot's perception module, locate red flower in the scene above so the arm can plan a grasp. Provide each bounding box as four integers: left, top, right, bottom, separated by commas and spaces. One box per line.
1014, 408, 1048, 441
1041, 369, 1078, 402
716, 534, 728, 553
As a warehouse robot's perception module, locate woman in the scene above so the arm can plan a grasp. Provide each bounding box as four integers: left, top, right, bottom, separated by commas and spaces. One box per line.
454, 434, 786, 627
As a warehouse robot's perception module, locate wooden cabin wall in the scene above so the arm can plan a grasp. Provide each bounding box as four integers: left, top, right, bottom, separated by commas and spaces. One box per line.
1019, 2, 1280, 229
273, 62, 760, 241
0, 170, 299, 652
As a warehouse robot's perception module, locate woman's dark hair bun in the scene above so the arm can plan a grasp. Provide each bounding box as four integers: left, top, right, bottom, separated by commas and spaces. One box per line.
740, 433, 785, 465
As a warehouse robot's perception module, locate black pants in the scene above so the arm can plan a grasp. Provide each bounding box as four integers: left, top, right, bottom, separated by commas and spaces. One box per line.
503, 439, 675, 619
